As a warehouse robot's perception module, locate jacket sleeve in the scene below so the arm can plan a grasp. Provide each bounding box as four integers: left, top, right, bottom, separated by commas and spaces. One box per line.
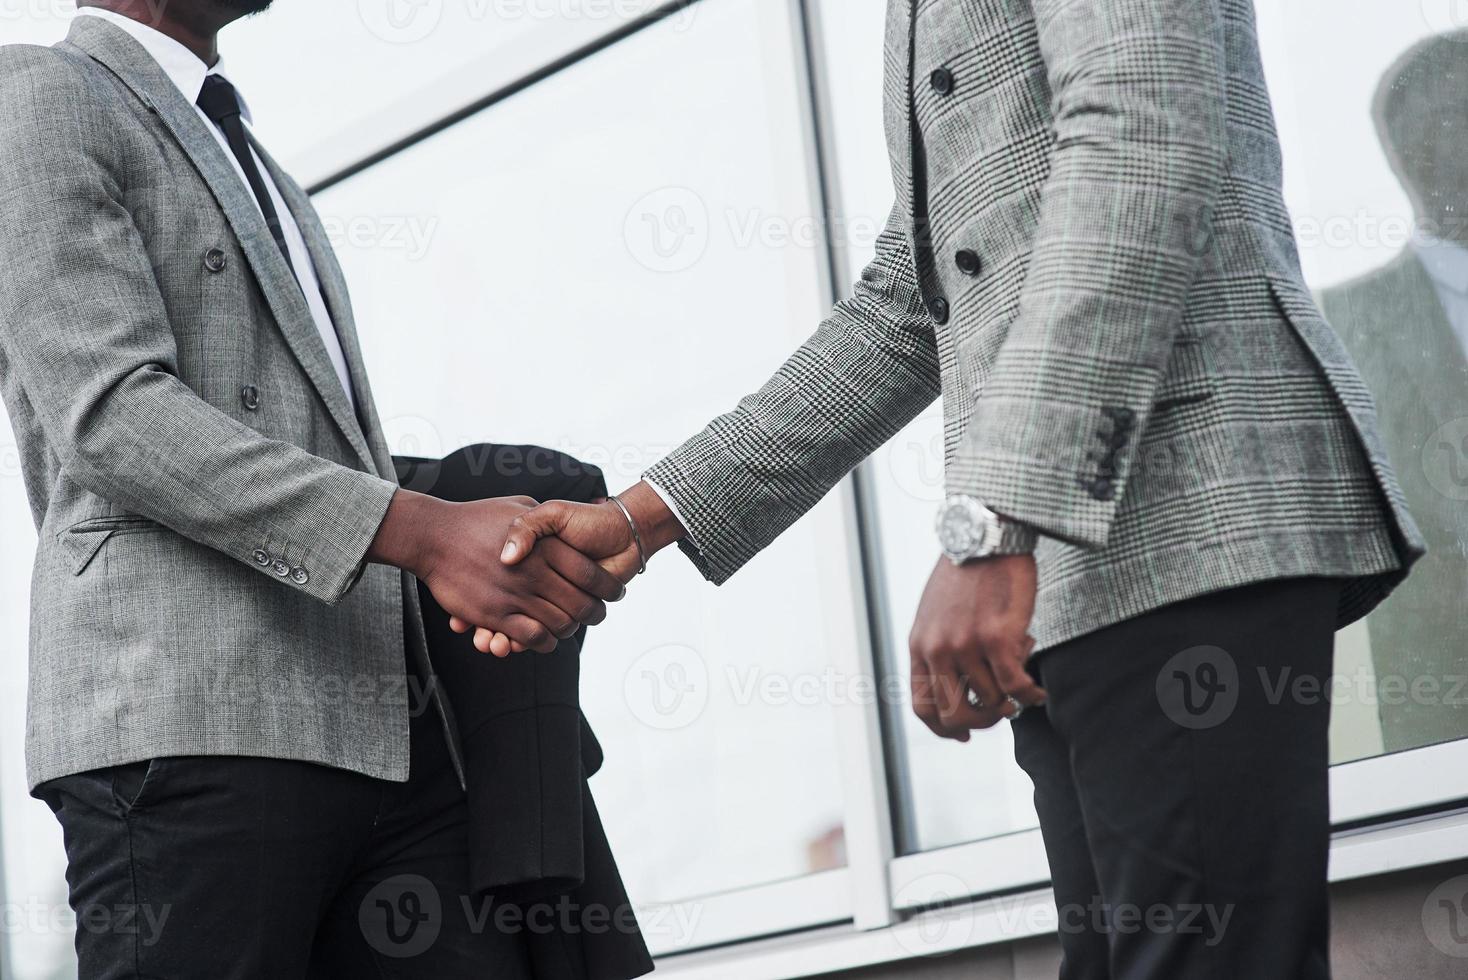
948, 0, 1228, 548
645, 210, 941, 584
0, 48, 397, 605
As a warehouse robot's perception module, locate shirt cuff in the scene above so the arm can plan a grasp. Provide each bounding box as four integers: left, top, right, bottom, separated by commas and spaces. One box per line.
644, 478, 700, 550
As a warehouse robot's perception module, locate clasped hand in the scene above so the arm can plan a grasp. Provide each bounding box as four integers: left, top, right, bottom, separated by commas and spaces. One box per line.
371, 491, 629, 655
448, 497, 644, 657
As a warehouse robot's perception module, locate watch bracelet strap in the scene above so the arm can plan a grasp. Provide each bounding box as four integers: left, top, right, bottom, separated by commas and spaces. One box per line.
993, 518, 1039, 556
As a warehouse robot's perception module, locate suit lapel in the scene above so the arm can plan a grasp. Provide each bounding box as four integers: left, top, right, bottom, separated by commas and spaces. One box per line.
64, 17, 377, 473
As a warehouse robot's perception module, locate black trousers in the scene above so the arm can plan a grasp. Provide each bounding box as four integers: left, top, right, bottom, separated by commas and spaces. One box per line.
38, 678, 533, 979
1013, 577, 1340, 980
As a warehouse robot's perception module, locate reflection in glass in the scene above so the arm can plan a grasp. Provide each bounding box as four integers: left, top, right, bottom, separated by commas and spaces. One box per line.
1319, 29, 1468, 759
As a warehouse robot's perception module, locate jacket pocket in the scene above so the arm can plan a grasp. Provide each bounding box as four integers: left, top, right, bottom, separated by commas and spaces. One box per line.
58, 515, 163, 576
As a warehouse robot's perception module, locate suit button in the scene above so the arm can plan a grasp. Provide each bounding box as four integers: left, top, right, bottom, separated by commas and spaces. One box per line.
930, 67, 955, 96
929, 296, 951, 325
252, 549, 271, 567
241, 385, 260, 411
956, 249, 981, 276
204, 247, 228, 273
271, 559, 291, 578
290, 566, 310, 586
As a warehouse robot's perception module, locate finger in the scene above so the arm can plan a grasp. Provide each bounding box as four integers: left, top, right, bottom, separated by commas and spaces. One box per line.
515, 562, 605, 632
501, 502, 572, 565
475, 630, 529, 657
987, 639, 1048, 707
498, 613, 560, 654
938, 656, 1007, 731
910, 665, 975, 742
539, 537, 624, 605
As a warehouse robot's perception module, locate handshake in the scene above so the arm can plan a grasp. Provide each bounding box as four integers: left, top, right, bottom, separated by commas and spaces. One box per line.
368, 481, 686, 657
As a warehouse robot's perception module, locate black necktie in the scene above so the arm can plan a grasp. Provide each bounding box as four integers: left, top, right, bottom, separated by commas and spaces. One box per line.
196, 75, 295, 274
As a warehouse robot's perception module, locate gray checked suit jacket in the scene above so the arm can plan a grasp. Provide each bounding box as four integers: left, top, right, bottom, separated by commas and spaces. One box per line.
0, 18, 460, 790
647, 0, 1425, 648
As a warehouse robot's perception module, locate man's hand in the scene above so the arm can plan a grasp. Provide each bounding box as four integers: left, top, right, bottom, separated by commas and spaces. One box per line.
369, 490, 625, 654
909, 554, 1046, 741
451, 481, 686, 656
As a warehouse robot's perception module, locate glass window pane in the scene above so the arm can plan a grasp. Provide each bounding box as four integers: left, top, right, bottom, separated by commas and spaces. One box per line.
2, 2, 681, 184
317, 0, 852, 904
1256, 6, 1468, 763
229, 0, 684, 183
813, 0, 1040, 855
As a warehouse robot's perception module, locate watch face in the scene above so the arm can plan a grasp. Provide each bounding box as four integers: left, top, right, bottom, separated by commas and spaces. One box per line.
937, 497, 998, 560
937, 501, 980, 555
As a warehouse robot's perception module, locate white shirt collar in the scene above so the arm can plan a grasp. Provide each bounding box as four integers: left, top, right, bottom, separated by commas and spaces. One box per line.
76, 7, 251, 123
1413, 232, 1468, 298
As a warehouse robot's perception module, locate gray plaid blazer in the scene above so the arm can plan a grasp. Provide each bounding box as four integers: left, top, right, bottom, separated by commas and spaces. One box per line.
0, 18, 460, 790
647, 0, 1425, 648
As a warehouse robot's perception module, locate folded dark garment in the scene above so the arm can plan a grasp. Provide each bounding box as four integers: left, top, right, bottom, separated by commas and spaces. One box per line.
395, 444, 654, 980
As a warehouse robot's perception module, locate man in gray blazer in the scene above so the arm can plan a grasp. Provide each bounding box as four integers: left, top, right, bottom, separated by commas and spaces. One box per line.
496, 0, 1425, 975
0, 1, 623, 975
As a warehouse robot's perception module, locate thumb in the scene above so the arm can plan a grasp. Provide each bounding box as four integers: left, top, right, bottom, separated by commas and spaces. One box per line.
500, 501, 571, 565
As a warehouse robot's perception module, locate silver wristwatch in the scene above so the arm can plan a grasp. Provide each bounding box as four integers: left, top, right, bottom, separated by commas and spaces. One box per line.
935, 495, 1038, 564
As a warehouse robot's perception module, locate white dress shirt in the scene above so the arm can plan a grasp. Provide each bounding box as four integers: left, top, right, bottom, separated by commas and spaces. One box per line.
1412, 233, 1468, 359
77, 7, 357, 411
